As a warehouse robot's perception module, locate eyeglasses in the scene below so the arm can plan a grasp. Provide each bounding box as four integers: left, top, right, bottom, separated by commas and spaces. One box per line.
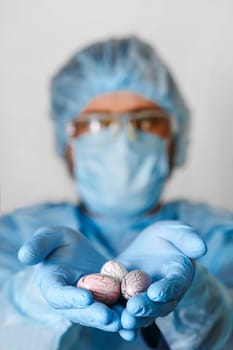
66, 109, 175, 140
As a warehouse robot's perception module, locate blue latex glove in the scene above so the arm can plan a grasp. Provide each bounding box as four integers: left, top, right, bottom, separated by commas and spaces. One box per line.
116, 221, 207, 337
18, 226, 121, 332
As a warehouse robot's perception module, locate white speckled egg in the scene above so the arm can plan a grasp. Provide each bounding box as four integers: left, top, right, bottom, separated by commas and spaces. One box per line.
100, 260, 128, 282
77, 273, 121, 305
121, 270, 151, 300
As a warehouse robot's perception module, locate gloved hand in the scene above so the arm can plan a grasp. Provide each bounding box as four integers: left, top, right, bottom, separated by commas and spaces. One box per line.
18, 226, 121, 332
116, 221, 207, 339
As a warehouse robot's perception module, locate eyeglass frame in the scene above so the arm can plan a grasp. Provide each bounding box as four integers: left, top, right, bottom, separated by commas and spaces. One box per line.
66, 109, 177, 140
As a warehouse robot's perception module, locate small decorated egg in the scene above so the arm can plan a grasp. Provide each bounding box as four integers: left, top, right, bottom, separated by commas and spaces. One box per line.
121, 270, 151, 300
77, 273, 121, 305
100, 260, 128, 282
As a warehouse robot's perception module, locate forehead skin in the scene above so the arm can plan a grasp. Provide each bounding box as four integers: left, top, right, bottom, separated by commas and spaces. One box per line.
80, 91, 162, 115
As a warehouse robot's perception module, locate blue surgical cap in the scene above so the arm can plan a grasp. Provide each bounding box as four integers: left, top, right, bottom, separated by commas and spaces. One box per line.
50, 36, 190, 166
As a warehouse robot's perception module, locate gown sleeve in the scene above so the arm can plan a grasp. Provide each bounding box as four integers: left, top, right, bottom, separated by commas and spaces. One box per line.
0, 203, 78, 350
157, 200, 233, 350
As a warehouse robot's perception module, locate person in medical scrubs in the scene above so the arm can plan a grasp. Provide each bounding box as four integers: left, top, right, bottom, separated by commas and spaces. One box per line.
0, 36, 232, 350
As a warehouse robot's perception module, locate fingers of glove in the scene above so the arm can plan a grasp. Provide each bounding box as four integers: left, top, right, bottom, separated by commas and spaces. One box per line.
119, 329, 138, 341
126, 293, 177, 318
111, 304, 124, 317
62, 302, 121, 332
149, 254, 194, 302
121, 308, 154, 330
18, 227, 65, 265
147, 275, 191, 302
39, 272, 93, 309
148, 221, 207, 259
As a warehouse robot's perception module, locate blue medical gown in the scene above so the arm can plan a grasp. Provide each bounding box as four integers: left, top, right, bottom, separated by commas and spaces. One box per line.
0, 200, 232, 349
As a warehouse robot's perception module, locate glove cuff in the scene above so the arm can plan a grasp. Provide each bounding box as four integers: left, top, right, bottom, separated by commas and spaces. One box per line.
157, 263, 233, 349
0, 268, 72, 349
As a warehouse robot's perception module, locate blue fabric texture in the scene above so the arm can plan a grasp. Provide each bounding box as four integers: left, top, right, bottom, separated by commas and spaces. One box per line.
50, 36, 190, 167
0, 200, 232, 349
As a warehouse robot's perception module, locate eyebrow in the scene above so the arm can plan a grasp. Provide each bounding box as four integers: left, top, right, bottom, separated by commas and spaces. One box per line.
81, 106, 162, 115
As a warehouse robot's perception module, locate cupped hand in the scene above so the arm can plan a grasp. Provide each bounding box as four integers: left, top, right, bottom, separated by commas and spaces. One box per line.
18, 226, 121, 332
116, 221, 207, 334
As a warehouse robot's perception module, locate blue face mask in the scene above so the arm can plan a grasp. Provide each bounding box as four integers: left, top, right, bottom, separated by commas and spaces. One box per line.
72, 128, 169, 217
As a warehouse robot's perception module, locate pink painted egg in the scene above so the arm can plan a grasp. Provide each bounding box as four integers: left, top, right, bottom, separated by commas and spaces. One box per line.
121, 270, 151, 300
77, 273, 121, 305
100, 260, 128, 282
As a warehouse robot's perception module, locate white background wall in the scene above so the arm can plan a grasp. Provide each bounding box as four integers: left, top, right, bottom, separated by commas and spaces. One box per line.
0, 0, 233, 214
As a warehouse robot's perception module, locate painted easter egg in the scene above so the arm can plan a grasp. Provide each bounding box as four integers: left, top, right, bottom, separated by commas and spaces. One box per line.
100, 260, 128, 282
121, 270, 151, 300
77, 273, 121, 305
